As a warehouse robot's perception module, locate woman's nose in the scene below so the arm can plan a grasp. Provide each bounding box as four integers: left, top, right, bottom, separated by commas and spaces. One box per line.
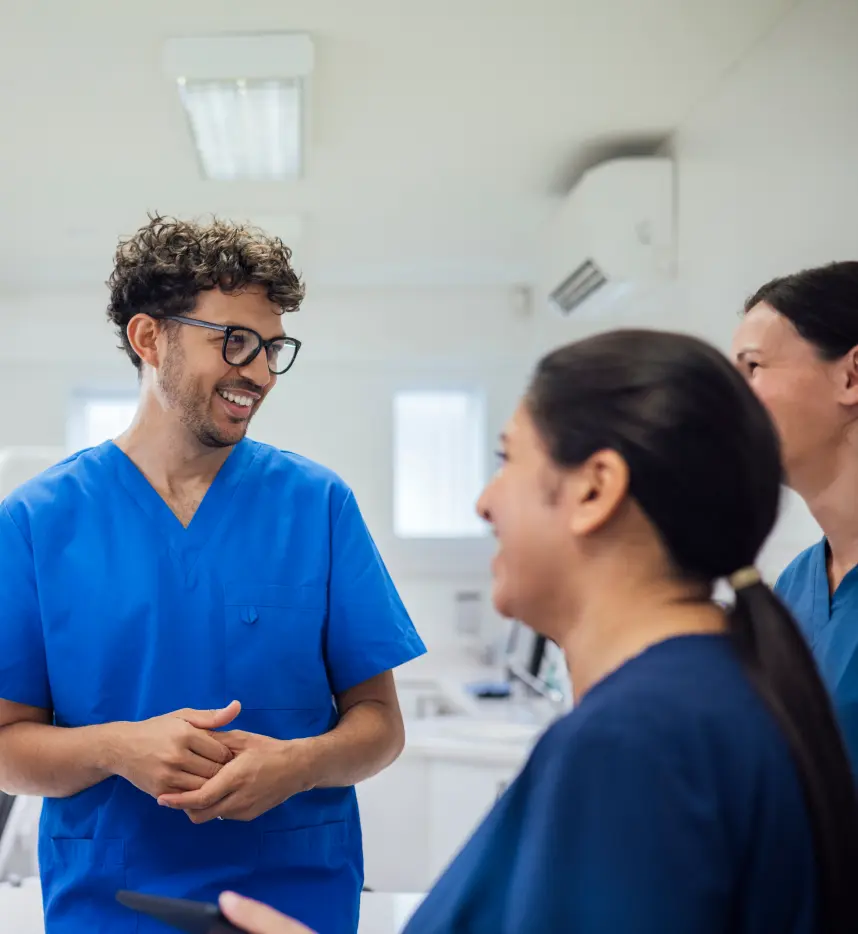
475, 487, 491, 524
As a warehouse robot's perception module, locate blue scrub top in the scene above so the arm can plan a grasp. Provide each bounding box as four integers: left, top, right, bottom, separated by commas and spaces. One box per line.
403, 636, 817, 934
775, 539, 858, 779
0, 439, 426, 934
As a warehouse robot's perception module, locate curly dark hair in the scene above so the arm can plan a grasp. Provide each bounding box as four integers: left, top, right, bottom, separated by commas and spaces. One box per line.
106, 214, 305, 368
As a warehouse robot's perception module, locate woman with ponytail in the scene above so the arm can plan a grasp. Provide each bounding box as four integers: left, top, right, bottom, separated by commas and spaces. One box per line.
219, 329, 858, 934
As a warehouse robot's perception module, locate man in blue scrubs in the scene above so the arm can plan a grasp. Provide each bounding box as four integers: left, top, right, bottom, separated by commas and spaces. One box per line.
0, 215, 426, 934
732, 261, 858, 777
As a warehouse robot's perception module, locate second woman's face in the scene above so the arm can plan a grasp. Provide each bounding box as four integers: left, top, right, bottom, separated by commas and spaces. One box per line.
732, 302, 850, 487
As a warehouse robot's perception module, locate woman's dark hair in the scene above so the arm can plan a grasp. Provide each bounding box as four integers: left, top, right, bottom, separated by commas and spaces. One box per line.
745, 260, 858, 359
527, 328, 858, 934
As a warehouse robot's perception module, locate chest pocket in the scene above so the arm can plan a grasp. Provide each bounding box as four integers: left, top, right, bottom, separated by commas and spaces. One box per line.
223, 582, 331, 711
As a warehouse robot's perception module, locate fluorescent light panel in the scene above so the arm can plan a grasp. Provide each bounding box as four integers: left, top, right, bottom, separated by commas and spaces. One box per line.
178, 78, 301, 181
163, 34, 313, 182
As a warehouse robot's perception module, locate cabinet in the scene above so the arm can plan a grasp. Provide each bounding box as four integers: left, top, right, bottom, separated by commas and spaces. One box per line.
424, 757, 514, 883
358, 757, 430, 892
358, 749, 523, 892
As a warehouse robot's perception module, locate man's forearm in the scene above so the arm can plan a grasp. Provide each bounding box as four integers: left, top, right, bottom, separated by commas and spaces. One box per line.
298, 700, 405, 790
0, 720, 123, 798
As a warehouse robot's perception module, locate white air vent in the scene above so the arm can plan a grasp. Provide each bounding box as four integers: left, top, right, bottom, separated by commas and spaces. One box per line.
549, 259, 607, 314
542, 157, 675, 317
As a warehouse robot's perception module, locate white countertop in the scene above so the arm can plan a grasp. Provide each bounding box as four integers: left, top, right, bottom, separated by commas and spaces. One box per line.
394, 657, 567, 765
0, 878, 425, 934
402, 714, 542, 765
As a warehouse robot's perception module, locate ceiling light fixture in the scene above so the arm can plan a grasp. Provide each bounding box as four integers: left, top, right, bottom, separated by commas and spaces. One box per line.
163, 34, 314, 181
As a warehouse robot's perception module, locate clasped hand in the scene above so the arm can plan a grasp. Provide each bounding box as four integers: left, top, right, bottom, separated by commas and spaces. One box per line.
157, 729, 312, 823
113, 701, 241, 799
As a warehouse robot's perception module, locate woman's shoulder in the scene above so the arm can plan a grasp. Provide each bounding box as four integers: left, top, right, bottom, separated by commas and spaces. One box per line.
534, 634, 794, 787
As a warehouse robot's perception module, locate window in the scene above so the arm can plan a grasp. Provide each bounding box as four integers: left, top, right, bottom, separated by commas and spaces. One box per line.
393, 391, 487, 539
68, 392, 138, 452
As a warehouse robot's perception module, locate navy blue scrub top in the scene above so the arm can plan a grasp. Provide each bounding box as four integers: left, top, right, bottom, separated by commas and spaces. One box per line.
776, 539, 858, 780
403, 636, 817, 934
0, 439, 426, 934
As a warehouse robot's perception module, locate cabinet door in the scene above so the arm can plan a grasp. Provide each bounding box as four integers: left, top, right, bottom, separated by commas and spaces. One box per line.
426, 759, 518, 885
357, 758, 430, 892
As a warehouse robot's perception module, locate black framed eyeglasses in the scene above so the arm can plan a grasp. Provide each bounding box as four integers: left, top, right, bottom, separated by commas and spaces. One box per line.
155, 314, 302, 375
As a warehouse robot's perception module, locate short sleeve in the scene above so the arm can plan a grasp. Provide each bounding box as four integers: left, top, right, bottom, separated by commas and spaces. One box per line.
0, 503, 51, 708
505, 722, 730, 934
325, 489, 426, 695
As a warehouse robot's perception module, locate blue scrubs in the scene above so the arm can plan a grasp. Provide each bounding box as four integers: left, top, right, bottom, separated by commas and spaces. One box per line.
0, 439, 425, 934
403, 636, 817, 934
775, 539, 858, 779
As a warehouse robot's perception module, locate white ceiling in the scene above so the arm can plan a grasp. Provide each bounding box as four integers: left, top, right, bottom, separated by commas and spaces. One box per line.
0, 0, 795, 291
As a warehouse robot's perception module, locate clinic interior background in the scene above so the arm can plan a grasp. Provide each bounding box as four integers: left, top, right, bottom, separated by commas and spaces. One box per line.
0, 0, 853, 660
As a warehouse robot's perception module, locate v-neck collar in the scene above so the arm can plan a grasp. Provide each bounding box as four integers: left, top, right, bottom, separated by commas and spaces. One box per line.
99, 438, 260, 570
811, 540, 832, 635
812, 538, 858, 628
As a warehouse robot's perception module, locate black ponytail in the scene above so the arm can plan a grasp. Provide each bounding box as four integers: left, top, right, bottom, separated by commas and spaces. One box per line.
729, 582, 858, 933
528, 329, 858, 933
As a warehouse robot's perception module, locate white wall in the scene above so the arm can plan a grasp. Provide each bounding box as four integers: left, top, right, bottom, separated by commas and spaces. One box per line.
4, 0, 855, 624
670, 0, 857, 337
530, 0, 856, 581
0, 285, 535, 656
670, 0, 858, 577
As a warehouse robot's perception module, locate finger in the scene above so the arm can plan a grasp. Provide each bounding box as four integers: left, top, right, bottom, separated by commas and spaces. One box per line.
212, 729, 248, 751
163, 772, 208, 794
187, 730, 233, 765
158, 766, 235, 810
178, 701, 242, 731
213, 735, 251, 758
180, 751, 225, 781
184, 792, 238, 824
219, 892, 316, 934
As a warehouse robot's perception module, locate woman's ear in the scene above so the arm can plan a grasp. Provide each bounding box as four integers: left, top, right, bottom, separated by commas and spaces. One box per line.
838, 345, 858, 405
566, 449, 630, 537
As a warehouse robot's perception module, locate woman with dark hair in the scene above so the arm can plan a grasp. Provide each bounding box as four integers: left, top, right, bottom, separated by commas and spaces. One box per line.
214, 329, 858, 933
732, 261, 858, 778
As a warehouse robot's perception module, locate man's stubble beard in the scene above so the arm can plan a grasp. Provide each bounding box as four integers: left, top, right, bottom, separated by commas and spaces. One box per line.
158, 339, 241, 450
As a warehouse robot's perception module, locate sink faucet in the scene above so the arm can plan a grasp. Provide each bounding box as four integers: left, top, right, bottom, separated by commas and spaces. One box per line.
505, 661, 566, 705
503, 625, 567, 706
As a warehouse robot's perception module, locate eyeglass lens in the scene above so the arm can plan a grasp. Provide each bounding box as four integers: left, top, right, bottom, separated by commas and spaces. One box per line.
223, 329, 295, 374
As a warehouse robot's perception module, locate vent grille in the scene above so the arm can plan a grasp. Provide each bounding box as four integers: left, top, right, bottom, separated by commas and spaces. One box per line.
549, 259, 607, 314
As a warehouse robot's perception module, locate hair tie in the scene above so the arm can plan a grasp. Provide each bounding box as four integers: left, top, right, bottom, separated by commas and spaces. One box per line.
729, 566, 761, 591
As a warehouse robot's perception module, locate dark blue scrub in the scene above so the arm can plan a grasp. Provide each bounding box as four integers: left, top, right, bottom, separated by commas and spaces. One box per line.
775, 539, 858, 779
403, 636, 817, 934
0, 439, 426, 934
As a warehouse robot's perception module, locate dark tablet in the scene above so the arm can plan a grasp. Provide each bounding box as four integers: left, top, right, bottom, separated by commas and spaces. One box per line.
116, 890, 245, 934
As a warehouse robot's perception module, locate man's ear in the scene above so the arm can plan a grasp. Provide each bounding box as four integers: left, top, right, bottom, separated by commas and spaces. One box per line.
126, 314, 162, 369
565, 449, 630, 537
